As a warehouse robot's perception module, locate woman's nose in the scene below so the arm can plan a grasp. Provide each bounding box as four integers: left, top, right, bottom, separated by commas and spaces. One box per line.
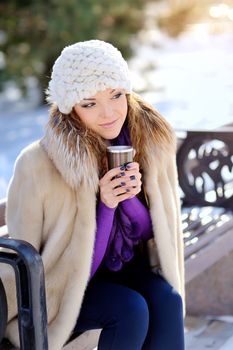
100, 104, 114, 119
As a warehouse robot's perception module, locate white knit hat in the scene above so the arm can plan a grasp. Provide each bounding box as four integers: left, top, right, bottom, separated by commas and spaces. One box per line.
47, 40, 132, 114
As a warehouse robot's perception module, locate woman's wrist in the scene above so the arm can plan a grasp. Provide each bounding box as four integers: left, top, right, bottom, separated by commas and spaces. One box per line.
99, 199, 118, 210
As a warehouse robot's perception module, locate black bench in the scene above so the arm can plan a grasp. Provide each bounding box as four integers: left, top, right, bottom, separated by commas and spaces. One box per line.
0, 198, 48, 350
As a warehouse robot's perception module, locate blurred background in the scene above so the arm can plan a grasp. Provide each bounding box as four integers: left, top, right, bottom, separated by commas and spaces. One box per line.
0, 1, 233, 348
0, 0, 233, 197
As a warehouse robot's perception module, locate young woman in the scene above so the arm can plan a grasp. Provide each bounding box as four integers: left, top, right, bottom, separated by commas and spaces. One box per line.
2, 40, 185, 349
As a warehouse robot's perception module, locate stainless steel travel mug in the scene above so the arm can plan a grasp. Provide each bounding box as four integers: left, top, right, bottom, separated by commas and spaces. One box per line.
107, 146, 134, 169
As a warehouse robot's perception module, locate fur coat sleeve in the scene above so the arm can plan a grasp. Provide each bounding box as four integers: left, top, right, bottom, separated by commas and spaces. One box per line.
144, 147, 185, 310
1, 146, 44, 321
2, 142, 98, 350
7, 147, 44, 249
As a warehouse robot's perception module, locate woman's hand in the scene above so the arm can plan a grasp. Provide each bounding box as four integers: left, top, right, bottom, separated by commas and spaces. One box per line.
99, 162, 142, 208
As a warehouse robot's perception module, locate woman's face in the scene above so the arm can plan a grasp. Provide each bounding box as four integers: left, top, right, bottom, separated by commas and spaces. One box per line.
73, 88, 128, 140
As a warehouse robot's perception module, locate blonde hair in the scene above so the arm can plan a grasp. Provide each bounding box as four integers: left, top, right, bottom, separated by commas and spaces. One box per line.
127, 93, 175, 166
47, 92, 174, 175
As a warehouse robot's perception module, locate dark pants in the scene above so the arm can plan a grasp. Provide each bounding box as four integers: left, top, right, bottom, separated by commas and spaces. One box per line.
74, 258, 185, 350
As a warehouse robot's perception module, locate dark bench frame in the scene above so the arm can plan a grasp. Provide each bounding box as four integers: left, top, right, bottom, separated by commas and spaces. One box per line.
0, 199, 48, 350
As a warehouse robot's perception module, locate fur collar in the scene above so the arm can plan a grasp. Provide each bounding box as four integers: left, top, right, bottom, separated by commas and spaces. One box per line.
41, 95, 176, 192
41, 122, 100, 192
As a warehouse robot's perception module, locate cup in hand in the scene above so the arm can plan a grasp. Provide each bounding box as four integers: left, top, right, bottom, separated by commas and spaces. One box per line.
107, 146, 134, 170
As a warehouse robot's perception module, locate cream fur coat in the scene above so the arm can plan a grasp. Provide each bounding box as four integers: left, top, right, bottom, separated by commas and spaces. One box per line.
1, 98, 185, 349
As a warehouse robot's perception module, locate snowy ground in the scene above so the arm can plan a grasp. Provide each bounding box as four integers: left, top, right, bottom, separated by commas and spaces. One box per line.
129, 28, 233, 131
0, 106, 48, 198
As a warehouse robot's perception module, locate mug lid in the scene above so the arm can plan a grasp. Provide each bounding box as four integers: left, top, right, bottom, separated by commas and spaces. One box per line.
107, 145, 133, 153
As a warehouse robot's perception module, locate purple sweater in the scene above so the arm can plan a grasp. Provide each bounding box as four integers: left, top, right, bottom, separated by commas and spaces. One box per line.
90, 196, 153, 277
90, 122, 153, 278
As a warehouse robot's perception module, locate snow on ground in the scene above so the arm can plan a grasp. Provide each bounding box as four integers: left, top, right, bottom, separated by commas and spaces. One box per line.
129, 28, 233, 130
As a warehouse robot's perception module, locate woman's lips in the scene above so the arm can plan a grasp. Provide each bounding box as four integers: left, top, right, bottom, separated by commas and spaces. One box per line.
99, 119, 117, 129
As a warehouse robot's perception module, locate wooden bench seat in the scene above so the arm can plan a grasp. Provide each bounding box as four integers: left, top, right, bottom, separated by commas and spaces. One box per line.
183, 206, 233, 282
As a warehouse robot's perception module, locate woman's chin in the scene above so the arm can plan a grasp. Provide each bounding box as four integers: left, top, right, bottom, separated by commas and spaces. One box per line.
100, 129, 121, 140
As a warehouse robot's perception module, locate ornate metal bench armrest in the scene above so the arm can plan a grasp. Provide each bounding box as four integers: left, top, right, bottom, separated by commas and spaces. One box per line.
177, 129, 233, 208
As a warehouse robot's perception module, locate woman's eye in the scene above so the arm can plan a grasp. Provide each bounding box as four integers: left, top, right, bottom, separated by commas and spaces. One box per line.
112, 93, 122, 100
81, 103, 95, 108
